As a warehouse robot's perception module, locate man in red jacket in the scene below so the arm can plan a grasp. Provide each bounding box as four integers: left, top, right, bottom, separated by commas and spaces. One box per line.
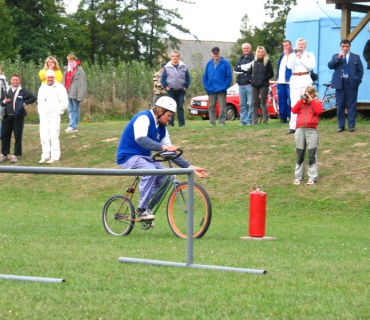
291, 85, 323, 186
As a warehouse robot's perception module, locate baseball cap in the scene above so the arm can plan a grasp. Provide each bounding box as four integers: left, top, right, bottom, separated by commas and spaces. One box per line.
211, 47, 220, 54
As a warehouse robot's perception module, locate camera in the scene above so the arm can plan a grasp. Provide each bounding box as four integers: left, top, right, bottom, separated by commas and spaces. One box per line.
302, 93, 308, 99
294, 48, 302, 54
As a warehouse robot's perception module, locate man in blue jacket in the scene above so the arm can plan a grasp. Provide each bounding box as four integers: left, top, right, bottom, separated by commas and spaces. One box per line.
0, 73, 36, 163
202, 47, 232, 126
328, 39, 363, 132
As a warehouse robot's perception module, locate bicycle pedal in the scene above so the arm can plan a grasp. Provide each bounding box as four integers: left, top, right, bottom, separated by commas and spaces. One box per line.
150, 221, 155, 228
125, 187, 135, 193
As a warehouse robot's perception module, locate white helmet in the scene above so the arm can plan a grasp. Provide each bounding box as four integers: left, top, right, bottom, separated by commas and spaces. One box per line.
155, 96, 177, 113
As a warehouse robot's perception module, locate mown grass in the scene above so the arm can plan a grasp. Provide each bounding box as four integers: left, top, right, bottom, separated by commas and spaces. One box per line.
1, 118, 370, 319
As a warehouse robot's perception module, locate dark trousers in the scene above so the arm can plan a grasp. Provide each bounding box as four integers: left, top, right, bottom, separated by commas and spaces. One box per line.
166, 89, 185, 126
277, 84, 291, 120
1, 115, 25, 156
336, 78, 358, 129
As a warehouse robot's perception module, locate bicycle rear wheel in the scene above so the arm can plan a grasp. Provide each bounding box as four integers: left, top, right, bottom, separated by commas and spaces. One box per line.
323, 94, 337, 110
102, 195, 135, 236
167, 182, 212, 239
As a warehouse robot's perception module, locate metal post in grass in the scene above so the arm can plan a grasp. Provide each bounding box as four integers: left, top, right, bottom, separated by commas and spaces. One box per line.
0, 274, 65, 283
0, 166, 266, 275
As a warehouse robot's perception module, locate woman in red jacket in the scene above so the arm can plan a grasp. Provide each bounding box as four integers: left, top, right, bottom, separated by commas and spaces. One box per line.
291, 85, 323, 185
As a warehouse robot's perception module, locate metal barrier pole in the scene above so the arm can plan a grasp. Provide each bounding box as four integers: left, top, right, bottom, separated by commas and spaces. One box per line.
0, 274, 65, 283
186, 170, 194, 266
0, 166, 267, 275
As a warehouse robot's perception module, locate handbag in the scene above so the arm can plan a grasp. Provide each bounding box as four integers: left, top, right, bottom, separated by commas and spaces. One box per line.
310, 71, 318, 82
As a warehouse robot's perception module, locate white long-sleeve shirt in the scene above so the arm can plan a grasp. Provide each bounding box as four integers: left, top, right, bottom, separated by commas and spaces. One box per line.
37, 81, 68, 117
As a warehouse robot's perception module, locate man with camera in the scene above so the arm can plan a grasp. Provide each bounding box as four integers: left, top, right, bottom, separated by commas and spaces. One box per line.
286, 38, 316, 135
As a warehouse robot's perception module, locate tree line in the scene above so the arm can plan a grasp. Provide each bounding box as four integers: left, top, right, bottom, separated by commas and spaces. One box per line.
1, 0, 192, 66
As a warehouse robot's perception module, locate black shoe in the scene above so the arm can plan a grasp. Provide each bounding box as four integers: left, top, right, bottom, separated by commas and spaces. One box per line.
168, 123, 174, 127
279, 119, 287, 124
349, 127, 355, 132
286, 129, 295, 135
136, 208, 155, 221
337, 128, 345, 133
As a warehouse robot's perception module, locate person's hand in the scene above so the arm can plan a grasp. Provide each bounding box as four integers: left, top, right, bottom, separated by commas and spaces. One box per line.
188, 165, 208, 178
166, 87, 170, 91
338, 51, 345, 59
162, 145, 178, 152
305, 92, 313, 102
4, 98, 11, 104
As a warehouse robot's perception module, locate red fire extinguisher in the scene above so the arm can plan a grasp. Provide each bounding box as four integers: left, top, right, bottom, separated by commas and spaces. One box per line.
249, 187, 266, 237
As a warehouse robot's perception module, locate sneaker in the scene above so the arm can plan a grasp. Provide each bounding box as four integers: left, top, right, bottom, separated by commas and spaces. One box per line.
70, 128, 78, 133
10, 155, 17, 163
307, 180, 315, 185
293, 180, 301, 185
219, 124, 225, 127
65, 127, 73, 133
39, 158, 50, 164
46, 158, 59, 164
136, 208, 155, 221
0, 154, 8, 162
286, 129, 295, 135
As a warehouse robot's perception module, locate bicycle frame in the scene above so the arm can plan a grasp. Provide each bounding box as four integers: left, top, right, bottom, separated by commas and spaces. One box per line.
123, 159, 182, 217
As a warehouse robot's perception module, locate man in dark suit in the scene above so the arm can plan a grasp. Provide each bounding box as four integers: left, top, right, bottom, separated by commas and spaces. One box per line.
328, 39, 363, 133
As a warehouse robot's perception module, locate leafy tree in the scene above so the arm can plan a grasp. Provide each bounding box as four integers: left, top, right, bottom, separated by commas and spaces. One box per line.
0, 0, 20, 60
5, 0, 70, 61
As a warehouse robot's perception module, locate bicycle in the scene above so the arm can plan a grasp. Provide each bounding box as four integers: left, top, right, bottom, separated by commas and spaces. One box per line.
102, 149, 212, 239
321, 83, 337, 110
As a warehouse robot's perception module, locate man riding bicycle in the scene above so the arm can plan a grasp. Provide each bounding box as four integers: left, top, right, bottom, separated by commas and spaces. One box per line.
117, 96, 208, 221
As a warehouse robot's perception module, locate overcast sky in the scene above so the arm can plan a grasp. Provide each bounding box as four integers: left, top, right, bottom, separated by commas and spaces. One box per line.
65, 0, 313, 42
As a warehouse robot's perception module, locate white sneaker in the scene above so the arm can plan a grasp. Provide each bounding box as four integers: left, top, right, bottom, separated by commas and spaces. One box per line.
10, 155, 18, 163
39, 158, 50, 164
70, 128, 78, 133
46, 159, 55, 164
65, 127, 73, 133
0, 154, 7, 162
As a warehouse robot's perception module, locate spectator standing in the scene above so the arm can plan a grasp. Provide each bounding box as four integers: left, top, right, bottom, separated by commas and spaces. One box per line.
160, 50, 191, 127
62, 53, 87, 133
243, 46, 274, 124
39, 56, 63, 84
291, 86, 323, 185
234, 43, 254, 126
37, 70, 68, 164
276, 40, 293, 124
152, 63, 167, 107
0, 74, 37, 163
117, 96, 207, 220
202, 47, 232, 126
0, 66, 9, 138
362, 39, 370, 69
286, 38, 316, 134
328, 39, 363, 132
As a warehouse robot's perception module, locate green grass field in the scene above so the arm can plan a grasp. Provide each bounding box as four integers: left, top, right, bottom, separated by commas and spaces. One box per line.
1, 118, 370, 319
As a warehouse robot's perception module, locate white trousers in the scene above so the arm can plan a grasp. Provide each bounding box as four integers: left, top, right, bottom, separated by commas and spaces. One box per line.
289, 86, 305, 130
39, 114, 61, 160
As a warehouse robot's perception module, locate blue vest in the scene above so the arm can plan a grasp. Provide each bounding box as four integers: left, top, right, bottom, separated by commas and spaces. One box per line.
117, 110, 167, 164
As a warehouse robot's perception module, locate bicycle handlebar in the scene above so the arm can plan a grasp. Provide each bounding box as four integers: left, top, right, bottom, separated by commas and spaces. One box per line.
152, 148, 183, 162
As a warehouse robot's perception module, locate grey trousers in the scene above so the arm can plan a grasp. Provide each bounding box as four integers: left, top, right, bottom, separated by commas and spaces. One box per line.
209, 92, 226, 125
252, 86, 269, 124
294, 128, 319, 182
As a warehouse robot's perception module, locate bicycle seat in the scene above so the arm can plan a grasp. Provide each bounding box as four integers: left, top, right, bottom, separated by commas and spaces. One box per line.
323, 83, 332, 88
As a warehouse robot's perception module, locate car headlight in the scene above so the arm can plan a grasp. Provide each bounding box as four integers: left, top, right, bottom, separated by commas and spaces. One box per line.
200, 101, 208, 107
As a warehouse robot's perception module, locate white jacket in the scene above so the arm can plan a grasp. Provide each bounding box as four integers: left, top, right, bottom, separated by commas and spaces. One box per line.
287, 51, 316, 89
37, 81, 68, 117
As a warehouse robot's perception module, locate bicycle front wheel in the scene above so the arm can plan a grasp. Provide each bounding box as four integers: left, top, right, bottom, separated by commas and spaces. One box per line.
167, 182, 212, 239
323, 94, 337, 110
102, 195, 135, 236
